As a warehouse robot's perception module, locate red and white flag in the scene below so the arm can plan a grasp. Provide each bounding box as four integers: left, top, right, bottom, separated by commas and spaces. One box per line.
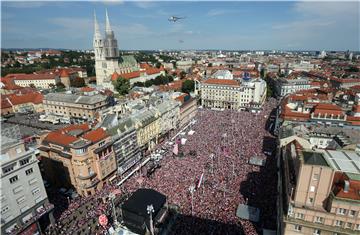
197, 173, 204, 189
172, 143, 179, 155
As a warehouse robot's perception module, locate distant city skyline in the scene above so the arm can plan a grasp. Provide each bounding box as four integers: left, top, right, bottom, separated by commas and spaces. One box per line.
2, 1, 359, 51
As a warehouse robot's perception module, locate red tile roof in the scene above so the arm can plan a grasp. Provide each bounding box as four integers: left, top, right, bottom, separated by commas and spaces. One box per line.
60, 69, 69, 77
80, 87, 96, 92
111, 72, 119, 80
5, 73, 57, 80
1, 92, 43, 107
62, 123, 90, 133
82, 128, 108, 143
114, 71, 141, 80
45, 131, 78, 146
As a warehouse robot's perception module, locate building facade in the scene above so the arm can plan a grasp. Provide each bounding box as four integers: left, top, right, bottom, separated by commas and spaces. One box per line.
1, 137, 54, 235
198, 77, 267, 111
43, 91, 111, 122
38, 124, 117, 196
106, 118, 142, 175
278, 140, 360, 235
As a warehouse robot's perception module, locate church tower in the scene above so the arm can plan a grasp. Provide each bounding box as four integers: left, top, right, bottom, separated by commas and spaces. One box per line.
93, 10, 120, 88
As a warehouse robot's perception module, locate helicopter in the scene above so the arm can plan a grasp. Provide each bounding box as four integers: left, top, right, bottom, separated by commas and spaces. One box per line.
168, 16, 186, 22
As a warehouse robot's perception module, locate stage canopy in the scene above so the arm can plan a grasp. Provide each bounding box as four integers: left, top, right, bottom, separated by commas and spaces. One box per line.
236, 204, 260, 222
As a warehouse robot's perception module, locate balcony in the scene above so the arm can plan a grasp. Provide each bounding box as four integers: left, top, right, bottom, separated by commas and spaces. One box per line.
82, 178, 100, 189
77, 171, 97, 180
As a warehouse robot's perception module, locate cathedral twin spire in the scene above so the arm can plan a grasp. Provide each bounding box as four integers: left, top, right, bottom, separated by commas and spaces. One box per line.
93, 9, 114, 40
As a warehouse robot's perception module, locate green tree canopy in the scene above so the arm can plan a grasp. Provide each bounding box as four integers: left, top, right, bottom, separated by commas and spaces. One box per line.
70, 77, 85, 88
113, 77, 130, 95
181, 80, 195, 94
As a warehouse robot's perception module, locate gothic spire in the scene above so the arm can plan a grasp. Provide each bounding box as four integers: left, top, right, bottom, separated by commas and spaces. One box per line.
105, 9, 113, 35
94, 10, 102, 40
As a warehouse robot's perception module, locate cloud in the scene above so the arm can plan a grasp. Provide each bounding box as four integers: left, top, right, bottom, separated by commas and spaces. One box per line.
207, 9, 243, 17
101, 0, 124, 6
4, 1, 49, 8
272, 19, 335, 30
294, 1, 359, 17
133, 1, 156, 9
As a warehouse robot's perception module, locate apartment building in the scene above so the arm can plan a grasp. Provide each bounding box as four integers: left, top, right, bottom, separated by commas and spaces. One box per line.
105, 117, 142, 175
1, 92, 44, 116
198, 77, 267, 111
43, 91, 111, 122
275, 77, 311, 97
1, 137, 54, 235
153, 99, 180, 136
132, 109, 161, 151
278, 140, 360, 235
174, 94, 198, 128
38, 124, 117, 196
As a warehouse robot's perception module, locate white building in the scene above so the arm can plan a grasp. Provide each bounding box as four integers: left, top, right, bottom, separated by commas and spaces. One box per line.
211, 70, 233, 80
1, 137, 54, 235
197, 75, 267, 111
275, 77, 311, 97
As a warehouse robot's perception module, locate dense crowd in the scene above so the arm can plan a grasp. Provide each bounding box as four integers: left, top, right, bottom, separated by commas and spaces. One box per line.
46, 98, 278, 235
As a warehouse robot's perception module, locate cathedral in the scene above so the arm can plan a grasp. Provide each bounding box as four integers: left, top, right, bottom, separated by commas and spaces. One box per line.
93, 10, 138, 89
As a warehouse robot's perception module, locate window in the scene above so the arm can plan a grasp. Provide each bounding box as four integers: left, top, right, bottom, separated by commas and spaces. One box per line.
20, 158, 30, 166
32, 188, 40, 195
25, 168, 33, 175
295, 213, 305, 219
349, 210, 356, 217
1, 206, 9, 214
313, 229, 321, 235
3, 165, 14, 174
356, 224, 360, 231
346, 222, 352, 229
9, 175, 18, 184
337, 208, 347, 215
17, 196, 25, 204
310, 186, 316, 192
308, 197, 314, 204
315, 216, 324, 224
294, 225, 302, 232
335, 220, 343, 227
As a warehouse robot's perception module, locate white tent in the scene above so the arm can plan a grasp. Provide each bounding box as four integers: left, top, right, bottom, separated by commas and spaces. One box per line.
188, 130, 195, 135
181, 138, 187, 145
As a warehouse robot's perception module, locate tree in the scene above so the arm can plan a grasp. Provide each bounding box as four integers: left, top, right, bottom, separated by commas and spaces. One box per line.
56, 82, 65, 89
70, 77, 85, 88
29, 83, 36, 89
180, 71, 186, 79
207, 63, 212, 67
155, 62, 162, 69
145, 80, 153, 87
181, 80, 195, 94
113, 77, 130, 95
133, 82, 144, 87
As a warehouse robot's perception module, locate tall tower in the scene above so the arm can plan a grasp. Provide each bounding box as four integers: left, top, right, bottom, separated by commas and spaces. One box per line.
93, 10, 120, 88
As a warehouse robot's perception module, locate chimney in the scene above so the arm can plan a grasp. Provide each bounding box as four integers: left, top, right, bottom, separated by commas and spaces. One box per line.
344, 180, 350, 193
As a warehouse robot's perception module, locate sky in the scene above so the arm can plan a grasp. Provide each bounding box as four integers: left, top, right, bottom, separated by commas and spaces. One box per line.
1, 1, 359, 51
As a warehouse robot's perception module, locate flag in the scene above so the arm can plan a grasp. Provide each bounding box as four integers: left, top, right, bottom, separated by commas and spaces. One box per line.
173, 144, 179, 155
197, 173, 204, 189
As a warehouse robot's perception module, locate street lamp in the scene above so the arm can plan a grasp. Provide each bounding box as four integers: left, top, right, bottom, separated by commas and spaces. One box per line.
109, 193, 118, 226
188, 185, 196, 215
147, 204, 155, 235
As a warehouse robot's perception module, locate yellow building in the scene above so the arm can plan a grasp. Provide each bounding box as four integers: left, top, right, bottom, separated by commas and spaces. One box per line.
132, 109, 161, 151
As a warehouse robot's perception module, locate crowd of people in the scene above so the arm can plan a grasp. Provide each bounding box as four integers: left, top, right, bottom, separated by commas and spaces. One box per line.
46, 98, 278, 235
